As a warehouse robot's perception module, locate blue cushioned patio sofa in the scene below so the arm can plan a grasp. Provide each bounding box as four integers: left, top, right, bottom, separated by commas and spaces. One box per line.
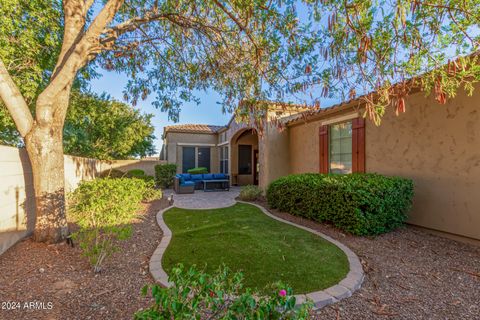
174, 173, 230, 194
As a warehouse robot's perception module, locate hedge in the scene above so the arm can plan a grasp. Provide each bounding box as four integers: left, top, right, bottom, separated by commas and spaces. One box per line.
266, 173, 414, 236
187, 167, 209, 174
155, 163, 177, 188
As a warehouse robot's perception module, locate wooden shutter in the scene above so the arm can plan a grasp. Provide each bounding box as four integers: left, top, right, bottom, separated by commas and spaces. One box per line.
352, 117, 366, 173
319, 125, 329, 173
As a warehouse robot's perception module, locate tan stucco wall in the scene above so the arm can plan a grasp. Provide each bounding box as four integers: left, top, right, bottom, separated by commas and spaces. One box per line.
165, 132, 220, 173
289, 109, 360, 174
259, 121, 291, 189
366, 86, 480, 240
288, 86, 480, 241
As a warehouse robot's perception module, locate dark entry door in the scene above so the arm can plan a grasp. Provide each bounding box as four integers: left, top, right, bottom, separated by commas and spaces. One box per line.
254, 150, 259, 185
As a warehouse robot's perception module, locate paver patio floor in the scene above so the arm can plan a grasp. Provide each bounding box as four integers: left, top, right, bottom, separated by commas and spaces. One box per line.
163, 186, 240, 209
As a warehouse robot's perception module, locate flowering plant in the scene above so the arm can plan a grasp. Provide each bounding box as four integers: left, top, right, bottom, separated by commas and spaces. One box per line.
135, 264, 313, 319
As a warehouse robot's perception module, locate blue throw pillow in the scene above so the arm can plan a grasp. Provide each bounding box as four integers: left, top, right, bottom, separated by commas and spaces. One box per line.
181, 173, 191, 180
203, 174, 214, 180
213, 173, 226, 180
191, 174, 203, 180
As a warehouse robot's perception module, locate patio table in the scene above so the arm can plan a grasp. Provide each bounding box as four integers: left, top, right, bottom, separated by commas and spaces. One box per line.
202, 179, 230, 192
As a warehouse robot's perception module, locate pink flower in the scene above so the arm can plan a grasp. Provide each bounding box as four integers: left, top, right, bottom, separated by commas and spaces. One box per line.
279, 289, 287, 297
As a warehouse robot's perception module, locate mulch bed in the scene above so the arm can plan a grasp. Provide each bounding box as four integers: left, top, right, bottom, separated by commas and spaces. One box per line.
1, 197, 479, 320
0, 198, 169, 320
251, 199, 480, 320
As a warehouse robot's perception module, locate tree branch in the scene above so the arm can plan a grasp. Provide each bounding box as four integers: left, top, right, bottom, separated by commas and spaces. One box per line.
37, 0, 125, 122
0, 59, 34, 137
211, 0, 259, 53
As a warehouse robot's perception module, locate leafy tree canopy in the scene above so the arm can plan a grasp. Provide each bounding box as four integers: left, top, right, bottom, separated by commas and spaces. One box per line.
1, 0, 479, 129
64, 90, 156, 160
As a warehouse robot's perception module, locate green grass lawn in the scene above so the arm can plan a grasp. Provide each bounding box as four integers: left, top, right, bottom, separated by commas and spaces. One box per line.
162, 203, 349, 294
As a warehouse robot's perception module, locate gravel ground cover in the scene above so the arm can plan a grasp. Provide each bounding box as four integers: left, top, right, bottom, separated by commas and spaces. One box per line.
0, 199, 168, 320
252, 199, 480, 320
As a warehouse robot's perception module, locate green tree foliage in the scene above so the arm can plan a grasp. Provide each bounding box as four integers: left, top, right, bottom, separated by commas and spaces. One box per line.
0, 90, 156, 159
63, 90, 156, 159
0, 0, 62, 103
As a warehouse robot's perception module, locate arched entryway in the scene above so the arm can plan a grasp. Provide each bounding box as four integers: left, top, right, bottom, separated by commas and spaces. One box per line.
229, 128, 259, 186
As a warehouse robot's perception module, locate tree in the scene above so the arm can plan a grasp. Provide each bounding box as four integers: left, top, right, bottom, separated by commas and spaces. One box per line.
297, 0, 480, 123
0, 0, 310, 243
1, 90, 156, 159
64, 90, 156, 159
1, 0, 478, 243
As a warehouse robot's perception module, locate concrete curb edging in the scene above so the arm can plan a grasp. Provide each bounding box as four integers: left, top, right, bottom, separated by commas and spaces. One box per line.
149, 201, 364, 310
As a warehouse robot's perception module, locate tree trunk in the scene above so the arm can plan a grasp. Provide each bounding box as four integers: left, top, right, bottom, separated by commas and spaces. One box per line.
25, 124, 68, 243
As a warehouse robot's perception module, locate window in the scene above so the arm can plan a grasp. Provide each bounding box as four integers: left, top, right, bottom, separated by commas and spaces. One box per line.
238, 145, 252, 174
220, 146, 229, 174
197, 147, 211, 171
182, 147, 196, 173
182, 146, 211, 173
329, 121, 352, 174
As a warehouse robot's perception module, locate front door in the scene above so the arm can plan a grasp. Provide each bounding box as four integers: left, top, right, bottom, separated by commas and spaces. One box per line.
254, 150, 259, 185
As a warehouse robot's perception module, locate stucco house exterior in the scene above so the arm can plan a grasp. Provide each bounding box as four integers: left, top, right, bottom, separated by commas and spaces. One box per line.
160, 83, 480, 243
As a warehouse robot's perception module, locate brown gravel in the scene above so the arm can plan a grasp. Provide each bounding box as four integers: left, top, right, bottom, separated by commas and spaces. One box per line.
252, 199, 480, 320
1, 197, 479, 320
0, 199, 169, 320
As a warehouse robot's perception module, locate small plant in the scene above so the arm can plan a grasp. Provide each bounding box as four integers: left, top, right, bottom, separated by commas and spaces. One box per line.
155, 164, 177, 188
142, 180, 163, 202
69, 177, 149, 272
239, 185, 263, 201
135, 264, 313, 319
187, 167, 209, 174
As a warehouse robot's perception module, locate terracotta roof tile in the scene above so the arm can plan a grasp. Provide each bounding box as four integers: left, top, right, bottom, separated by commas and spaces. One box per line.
164, 124, 226, 134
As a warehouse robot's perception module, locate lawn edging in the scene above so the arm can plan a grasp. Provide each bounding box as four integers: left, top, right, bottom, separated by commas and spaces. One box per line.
149, 201, 364, 310
238, 201, 364, 309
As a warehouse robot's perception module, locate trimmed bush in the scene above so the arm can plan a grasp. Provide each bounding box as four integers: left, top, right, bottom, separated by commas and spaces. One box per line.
187, 167, 208, 174
239, 185, 263, 201
98, 168, 126, 178
69, 177, 155, 272
155, 163, 177, 188
266, 173, 414, 236
127, 169, 145, 177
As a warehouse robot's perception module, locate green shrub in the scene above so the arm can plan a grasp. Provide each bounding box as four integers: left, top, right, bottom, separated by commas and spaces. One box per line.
187, 167, 208, 174
127, 169, 146, 177
155, 164, 177, 188
99, 168, 126, 178
142, 180, 163, 202
69, 177, 150, 272
135, 264, 313, 319
239, 185, 263, 201
266, 173, 414, 236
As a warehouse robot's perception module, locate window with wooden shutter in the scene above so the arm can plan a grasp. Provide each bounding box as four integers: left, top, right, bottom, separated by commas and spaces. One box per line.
319, 125, 329, 173
352, 117, 366, 173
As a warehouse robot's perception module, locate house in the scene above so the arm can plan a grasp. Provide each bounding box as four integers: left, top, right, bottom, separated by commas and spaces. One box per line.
160, 83, 480, 243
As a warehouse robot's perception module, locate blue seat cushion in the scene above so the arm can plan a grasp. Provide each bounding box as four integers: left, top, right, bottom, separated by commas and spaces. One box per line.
180, 173, 191, 180
181, 180, 195, 186
213, 173, 227, 180
203, 174, 214, 180
191, 174, 203, 181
